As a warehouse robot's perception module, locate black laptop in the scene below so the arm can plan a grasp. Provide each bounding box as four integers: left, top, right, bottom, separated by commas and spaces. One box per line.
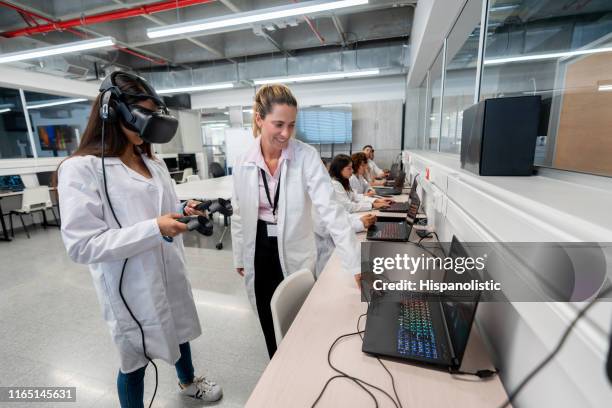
379, 178, 419, 213
385, 163, 401, 183
0, 175, 25, 193
374, 171, 406, 196
362, 237, 480, 370
366, 195, 419, 242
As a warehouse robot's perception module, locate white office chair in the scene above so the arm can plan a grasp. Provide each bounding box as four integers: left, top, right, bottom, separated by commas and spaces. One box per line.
271, 269, 315, 346
9, 187, 59, 239
180, 168, 194, 183
185, 175, 200, 183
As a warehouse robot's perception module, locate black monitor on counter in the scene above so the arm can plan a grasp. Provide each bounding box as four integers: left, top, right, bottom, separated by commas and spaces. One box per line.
178, 153, 197, 172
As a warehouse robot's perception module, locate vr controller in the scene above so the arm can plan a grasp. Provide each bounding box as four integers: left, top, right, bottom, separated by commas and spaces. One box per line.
163, 198, 233, 242
176, 215, 214, 236
194, 198, 233, 217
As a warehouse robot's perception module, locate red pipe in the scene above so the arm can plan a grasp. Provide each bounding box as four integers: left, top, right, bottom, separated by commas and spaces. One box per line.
289, 0, 324, 45
0, 0, 168, 65
1, 0, 214, 38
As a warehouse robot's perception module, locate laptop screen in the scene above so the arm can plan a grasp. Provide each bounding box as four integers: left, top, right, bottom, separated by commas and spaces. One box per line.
441, 237, 480, 365
407, 194, 420, 220
37, 171, 54, 186
393, 171, 406, 188
409, 176, 419, 200
0, 175, 25, 191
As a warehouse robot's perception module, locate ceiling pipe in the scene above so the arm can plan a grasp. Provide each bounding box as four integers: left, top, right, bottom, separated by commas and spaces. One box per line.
290, 0, 325, 45
0, 0, 170, 65
1, 0, 214, 38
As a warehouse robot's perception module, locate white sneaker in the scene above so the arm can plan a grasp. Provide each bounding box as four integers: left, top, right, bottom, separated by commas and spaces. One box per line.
179, 376, 223, 402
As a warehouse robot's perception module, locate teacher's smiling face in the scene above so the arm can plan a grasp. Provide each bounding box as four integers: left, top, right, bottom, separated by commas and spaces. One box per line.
256, 103, 297, 150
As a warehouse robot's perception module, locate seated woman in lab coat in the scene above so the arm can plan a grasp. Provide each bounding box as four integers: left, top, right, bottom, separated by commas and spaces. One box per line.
57, 72, 222, 407
349, 152, 375, 196
329, 154, 392, 213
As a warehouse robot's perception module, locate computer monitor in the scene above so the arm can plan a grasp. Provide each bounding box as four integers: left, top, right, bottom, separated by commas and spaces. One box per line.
37, 125, 76, 151
178, 153, 197, 172
37, 171, 54, 186
0, 175, 25, 192
441, 237, 481, 365
163, 157, 178, 171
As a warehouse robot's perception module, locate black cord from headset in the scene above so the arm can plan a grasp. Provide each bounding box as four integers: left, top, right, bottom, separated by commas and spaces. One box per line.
495, 285, 612, 408
101, 120, 159, 408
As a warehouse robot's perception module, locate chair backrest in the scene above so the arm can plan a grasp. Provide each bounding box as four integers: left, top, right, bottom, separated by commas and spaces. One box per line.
180, 167, 194, 183
209, 162, 226, 178
271, 269, 315, 346
21, 187, 52, 212
185, 175, 200, 183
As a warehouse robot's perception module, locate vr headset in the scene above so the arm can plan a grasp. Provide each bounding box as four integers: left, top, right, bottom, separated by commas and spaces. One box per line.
99, 71, 178, 144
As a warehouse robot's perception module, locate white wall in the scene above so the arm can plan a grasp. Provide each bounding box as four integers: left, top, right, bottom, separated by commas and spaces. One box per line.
407, 0, 467, 88
0, 65, 98, 99
190, 75, 407, 109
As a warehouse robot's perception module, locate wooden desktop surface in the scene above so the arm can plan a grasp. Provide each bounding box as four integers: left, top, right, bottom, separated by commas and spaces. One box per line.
246, 192, 510, 408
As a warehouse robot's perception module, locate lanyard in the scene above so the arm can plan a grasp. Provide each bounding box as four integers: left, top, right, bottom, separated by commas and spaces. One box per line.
261, 168, 281, 218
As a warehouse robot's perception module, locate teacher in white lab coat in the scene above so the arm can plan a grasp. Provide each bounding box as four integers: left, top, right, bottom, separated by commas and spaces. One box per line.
231, 84, 360, 357
57, 72, 221, 407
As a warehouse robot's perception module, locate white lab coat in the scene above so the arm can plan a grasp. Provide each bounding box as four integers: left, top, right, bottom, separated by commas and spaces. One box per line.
231, 138, 360, 309
58, 155, 201, 373
349, 174, 373, 195
331, 179, 375, 213
368, 159, 384, 178
314, 211, 365, 277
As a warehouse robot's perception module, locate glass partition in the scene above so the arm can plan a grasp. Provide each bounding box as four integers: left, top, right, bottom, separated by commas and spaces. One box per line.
0, 87, 32, 159
426, 48, 444, 150
440, 0, 482, 153
24, 91, 90, 158
481, 0, 612, 176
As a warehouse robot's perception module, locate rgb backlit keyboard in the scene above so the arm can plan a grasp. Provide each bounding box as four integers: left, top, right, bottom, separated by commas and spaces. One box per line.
370, 222, 405, 239
397, 295, 438, 359
385, 203, 409, 212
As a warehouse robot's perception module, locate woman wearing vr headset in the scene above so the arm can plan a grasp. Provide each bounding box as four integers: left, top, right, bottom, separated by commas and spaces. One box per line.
57, 72, 222, 407
231, 84, 361, 358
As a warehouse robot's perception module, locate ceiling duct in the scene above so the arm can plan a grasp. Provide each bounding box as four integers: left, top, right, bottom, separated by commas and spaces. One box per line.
142, 42, 409, 90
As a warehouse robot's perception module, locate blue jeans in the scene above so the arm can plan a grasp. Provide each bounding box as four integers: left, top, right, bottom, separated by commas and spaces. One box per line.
117, 342, 195, 408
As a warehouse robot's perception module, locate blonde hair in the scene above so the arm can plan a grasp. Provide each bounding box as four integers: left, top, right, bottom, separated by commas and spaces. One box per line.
252, 84, 298, 137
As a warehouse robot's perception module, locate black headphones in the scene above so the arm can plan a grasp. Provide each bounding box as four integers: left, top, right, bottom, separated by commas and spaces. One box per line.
98, 71, 165, 122
98, 71, 178, 144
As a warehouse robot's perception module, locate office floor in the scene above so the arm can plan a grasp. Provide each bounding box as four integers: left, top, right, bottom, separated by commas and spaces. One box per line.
0, 217, 268, 407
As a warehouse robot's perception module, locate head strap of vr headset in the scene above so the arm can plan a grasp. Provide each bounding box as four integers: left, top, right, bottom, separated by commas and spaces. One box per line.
99, 71, 167, 113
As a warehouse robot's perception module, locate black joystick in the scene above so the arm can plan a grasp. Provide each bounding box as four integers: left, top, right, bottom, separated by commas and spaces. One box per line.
195, 198, 233, 217
176, 215, 213, 236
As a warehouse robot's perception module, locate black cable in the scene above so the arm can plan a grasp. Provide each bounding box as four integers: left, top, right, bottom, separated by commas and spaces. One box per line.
357, 313, 403, 408
449, 367, 499, 378
496, 286, 612, 408
310, 330, 379, 408
101, 120, 158, 408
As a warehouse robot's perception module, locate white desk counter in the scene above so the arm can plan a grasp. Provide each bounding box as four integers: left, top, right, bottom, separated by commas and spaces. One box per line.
174, 175, 232, 201
246, 193, 510, 407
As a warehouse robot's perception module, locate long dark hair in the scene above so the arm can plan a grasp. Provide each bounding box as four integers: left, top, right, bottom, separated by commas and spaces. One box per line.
329, 154, 352, 192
